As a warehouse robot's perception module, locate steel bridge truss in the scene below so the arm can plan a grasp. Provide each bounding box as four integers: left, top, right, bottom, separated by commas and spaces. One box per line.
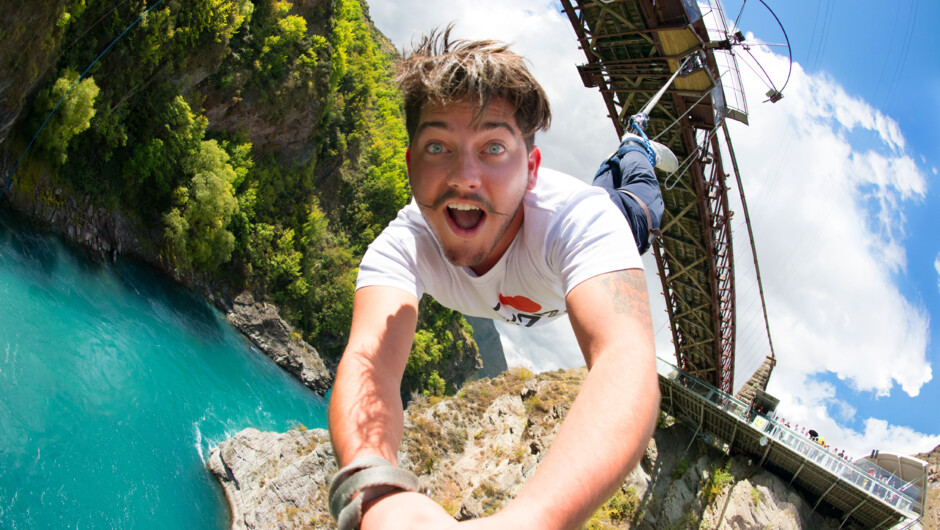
561, 0, 742, 393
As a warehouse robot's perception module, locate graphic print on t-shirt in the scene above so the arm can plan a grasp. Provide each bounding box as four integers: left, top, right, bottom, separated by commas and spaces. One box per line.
498, 294, 541, 313
493, 293, 561, 327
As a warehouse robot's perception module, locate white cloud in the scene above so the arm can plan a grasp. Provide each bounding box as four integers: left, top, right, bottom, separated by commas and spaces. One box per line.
935, 253, 940, 293
366, 0, 937, 457
725, 43, 930, 400
770, 377, 940, 457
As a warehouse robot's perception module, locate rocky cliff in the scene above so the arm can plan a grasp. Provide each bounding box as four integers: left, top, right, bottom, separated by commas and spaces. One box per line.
915, 444, 940, 529
226, 292, 333, 395
209, 367, 843, 529
465, 316, 508, 380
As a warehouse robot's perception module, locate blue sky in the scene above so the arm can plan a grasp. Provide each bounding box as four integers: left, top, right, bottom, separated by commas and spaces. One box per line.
367, 0, 940, 457
720, 0, 940, 446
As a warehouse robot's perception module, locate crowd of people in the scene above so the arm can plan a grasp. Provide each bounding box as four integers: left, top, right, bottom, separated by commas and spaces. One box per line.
671, 365, 916, 512
755, 409, 915, 510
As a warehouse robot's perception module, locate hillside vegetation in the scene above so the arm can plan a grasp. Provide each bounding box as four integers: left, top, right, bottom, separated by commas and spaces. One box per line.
0, 0, 476, 396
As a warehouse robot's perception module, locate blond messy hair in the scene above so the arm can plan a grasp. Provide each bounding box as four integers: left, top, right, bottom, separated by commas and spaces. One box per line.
395, 24, 552, 150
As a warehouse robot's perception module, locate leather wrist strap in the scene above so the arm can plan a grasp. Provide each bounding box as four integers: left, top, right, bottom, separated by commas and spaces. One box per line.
328, 456, 420, 530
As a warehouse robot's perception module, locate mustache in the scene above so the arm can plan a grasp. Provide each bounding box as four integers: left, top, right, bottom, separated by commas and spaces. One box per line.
415, 189, 512, 217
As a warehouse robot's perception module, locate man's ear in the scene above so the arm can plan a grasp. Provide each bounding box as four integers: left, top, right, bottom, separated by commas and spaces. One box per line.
405, 146, 412, 182
527, 146, 542, 191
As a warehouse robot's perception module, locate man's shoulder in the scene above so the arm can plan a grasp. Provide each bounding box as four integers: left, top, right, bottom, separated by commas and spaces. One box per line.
531, 167, 591, 193
365, 200, 440, 265
526, 168, 608, 210
378, 200, 431, 239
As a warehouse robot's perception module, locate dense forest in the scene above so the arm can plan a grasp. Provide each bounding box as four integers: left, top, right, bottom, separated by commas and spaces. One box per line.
0, 0, 477, 396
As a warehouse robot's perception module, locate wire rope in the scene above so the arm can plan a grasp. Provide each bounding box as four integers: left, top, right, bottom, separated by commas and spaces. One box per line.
738, 47, 777, 95
730, 0, 748, 36
662, 125, 721, 191
724, 0, 792, 98
755, 0, 791, 94
809, 0, 833, 72
651, 88, 712, 142
879, 0, 918, 116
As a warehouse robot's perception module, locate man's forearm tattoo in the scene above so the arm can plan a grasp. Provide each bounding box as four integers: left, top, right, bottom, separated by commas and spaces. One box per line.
598, 270, 652, 326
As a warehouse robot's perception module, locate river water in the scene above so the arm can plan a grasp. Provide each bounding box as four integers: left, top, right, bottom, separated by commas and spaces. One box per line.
0, 209, 329, 528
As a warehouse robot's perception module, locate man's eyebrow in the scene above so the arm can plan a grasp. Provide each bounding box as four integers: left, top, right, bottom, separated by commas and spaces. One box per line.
479, 121, 518, 137
413, 120, 518, 138
414, 120, 449, 137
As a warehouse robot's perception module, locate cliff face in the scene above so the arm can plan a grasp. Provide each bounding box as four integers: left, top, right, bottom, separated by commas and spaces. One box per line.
915, 444, 940, 530
465, 316, 508, 380
0, 0, 481, 396
0, 1, 70, 146
209, 367, 842, 529
226, 292, 333, 395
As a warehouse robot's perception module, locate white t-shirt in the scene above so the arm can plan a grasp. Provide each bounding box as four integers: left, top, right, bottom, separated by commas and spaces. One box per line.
356, 168, 642, 327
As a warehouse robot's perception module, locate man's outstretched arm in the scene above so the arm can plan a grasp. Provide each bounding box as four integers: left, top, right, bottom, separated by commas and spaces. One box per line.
329, 285, 418, 465
465, 268, 660, 529
329, 285, 455, 528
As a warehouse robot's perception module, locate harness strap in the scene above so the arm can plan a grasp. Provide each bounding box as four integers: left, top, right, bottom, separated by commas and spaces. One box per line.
328, 456, 420, 530
619, 189, 662, 243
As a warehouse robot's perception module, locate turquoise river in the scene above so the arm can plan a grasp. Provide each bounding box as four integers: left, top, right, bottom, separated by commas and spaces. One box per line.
0, 209, 329, 528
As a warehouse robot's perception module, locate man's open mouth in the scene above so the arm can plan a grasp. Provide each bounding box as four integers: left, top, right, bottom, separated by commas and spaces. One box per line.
446, 203, 486, 232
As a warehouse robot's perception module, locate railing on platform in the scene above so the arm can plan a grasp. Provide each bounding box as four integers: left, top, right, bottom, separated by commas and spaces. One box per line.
699, 0, 748, 123
656, 356, 920, 513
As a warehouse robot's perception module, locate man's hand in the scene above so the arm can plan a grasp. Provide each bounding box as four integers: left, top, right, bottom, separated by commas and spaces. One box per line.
361, 492, 455, 529
360, 493, 535, 530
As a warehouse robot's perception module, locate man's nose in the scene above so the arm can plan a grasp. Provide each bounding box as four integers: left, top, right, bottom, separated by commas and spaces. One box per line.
447, 152, 482, 190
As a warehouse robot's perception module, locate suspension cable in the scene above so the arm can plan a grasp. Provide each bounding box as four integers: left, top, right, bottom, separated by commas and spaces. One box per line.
721, 121, 775, 361
651, 88, 712, 142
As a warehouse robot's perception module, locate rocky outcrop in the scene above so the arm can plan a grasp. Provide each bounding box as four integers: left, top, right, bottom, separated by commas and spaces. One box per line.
3, 166, 151, 262
209, 367, 842, 529
208, 427, 336, 529
915, 444, 940, 529
226, 292, 333, 396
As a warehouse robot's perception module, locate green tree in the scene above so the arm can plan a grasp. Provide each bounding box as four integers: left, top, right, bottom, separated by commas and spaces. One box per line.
299, 200, 356, 350
35, 69, 99, 164
125, 95, 207, 204
405, 330, 446, 394
163, 139, 240, 270
268, 227, 308, 301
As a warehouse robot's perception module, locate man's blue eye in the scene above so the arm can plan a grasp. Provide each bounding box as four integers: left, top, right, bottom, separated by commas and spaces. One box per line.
487, 144, 505, 154
427, 143, 444, 154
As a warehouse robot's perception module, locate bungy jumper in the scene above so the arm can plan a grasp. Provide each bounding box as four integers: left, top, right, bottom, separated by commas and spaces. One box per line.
592, 52, 703, 255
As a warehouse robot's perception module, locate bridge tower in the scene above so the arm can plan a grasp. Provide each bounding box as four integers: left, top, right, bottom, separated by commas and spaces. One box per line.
561, 0, 749, 393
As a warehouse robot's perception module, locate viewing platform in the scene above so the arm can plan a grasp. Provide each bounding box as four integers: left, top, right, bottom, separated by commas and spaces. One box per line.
656, 356, 922, 529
